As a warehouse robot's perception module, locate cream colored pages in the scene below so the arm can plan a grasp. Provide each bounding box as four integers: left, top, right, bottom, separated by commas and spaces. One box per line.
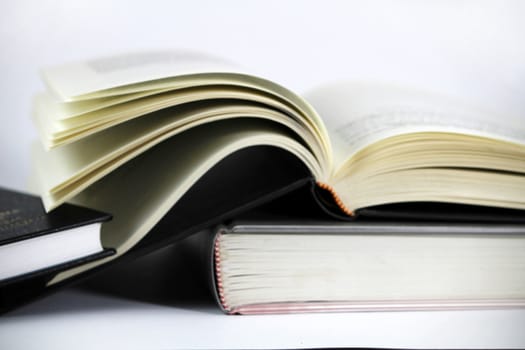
304, 82, 525, 211
49, 119, 318, 285
305, 82, 525, 170
42, 51, 241, 101
33, 101, 321, 211
38, 52, 332, 167
36, 88, 172, 120
36, 84, 324, 148
40, 51, 328, 146
219, 233, 525, 311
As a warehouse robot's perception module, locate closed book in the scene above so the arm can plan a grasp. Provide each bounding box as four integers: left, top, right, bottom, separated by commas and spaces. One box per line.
0, 187, 113, 312
211, 214, 525, 315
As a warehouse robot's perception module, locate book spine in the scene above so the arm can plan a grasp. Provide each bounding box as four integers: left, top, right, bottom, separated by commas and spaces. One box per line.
213, 228, 231, 314
316, 181, 354, 217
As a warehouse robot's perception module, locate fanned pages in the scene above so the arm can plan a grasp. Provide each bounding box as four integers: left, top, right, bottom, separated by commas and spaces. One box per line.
31, 51, 525, 284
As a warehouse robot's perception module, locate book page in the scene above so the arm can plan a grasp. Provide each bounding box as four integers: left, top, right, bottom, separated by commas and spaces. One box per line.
42, 51, 242, 100
35, 88, 173, 120
33, 101, 320, 210
40, 52, 333, 167
35, 85, 317, 146
47, 118, 319, 284
304, 82, 525, 168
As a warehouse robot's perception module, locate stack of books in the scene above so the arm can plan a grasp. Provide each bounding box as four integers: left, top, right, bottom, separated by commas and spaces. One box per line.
1, 51, 524, 314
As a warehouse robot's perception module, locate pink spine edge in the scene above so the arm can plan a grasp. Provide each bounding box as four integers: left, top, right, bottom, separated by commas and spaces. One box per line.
214, 232, 231, 313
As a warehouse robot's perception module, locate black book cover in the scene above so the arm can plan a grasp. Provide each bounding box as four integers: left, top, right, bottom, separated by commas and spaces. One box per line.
0, 187, 111, 246
0, 187, 113, 311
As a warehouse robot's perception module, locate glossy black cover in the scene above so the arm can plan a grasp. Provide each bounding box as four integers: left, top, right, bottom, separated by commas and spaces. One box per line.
0, 187, 111, 245
0, 187, 114, 311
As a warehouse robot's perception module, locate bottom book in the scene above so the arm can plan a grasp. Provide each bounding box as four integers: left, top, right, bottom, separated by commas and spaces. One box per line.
211, 217, 525, 315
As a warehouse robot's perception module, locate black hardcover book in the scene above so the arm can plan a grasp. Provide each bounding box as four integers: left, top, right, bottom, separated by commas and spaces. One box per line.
0, 187, 113, 310
209, 204, 525, 315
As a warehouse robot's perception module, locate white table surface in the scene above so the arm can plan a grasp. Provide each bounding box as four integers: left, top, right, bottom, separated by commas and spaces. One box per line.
2, 288, 525, 350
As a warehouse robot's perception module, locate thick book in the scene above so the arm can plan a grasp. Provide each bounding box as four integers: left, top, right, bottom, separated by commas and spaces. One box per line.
7, 50, 524, 311
0, 187, 113, 300
211, 215, 525, 315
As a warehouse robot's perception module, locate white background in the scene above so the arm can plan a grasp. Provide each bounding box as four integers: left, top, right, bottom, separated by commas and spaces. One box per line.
1, 0, 524, 191
1, 1, 525, 349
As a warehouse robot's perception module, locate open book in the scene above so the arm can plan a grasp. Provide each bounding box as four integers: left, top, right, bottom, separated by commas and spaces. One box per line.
29, 51, 525, 288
